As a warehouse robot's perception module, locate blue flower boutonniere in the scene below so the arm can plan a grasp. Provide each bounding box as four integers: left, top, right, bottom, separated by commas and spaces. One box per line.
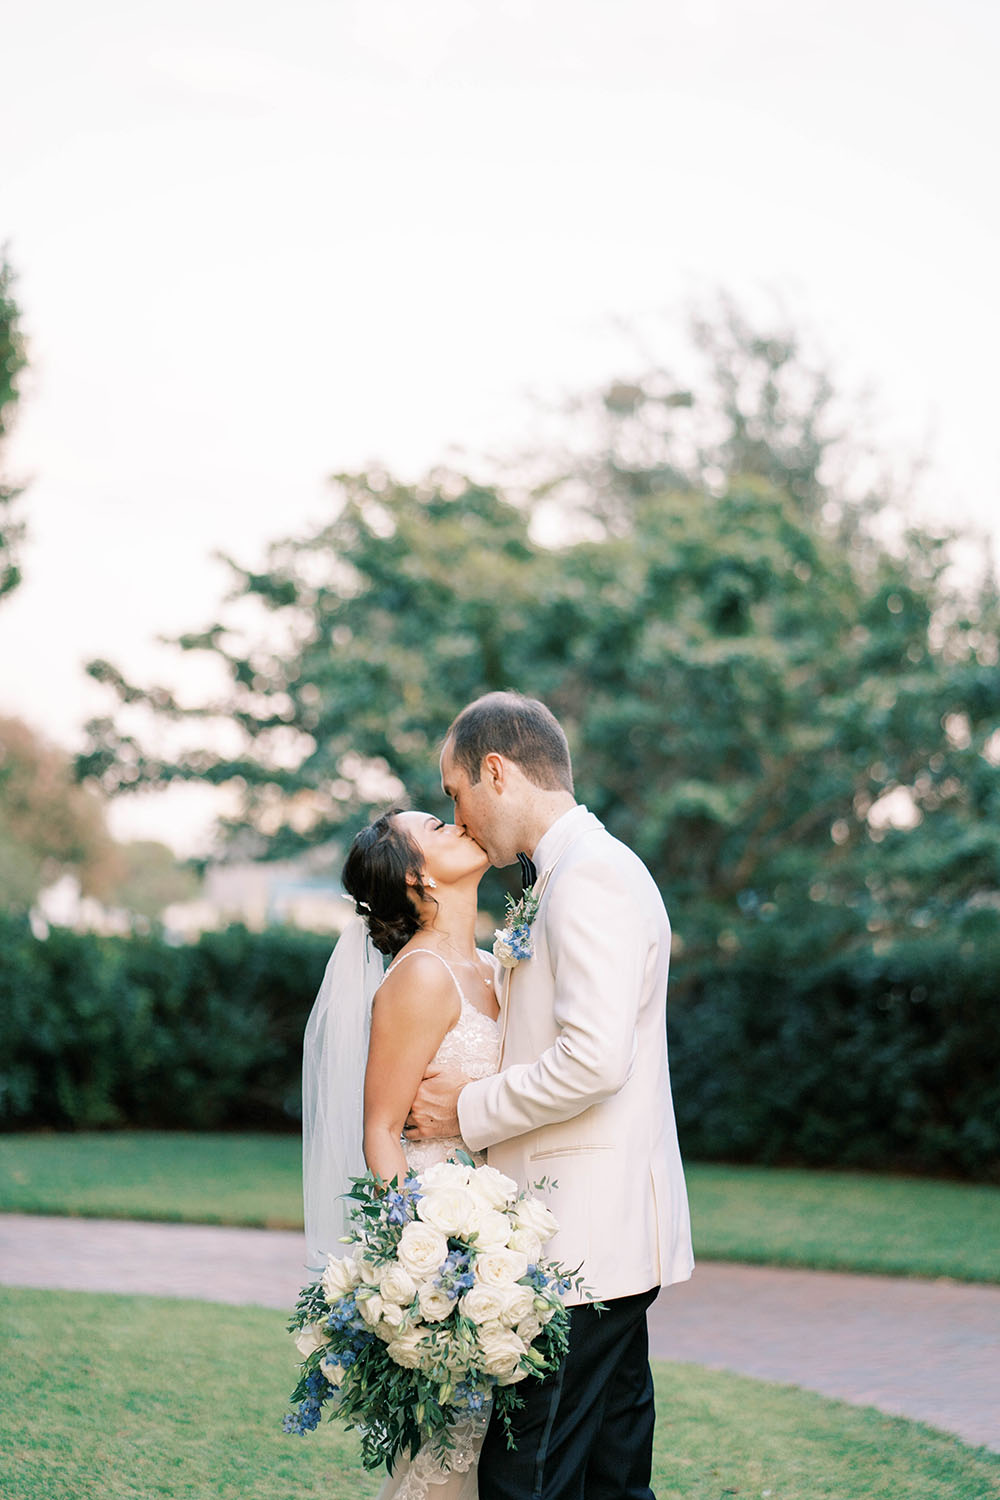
493, 885, 540, 969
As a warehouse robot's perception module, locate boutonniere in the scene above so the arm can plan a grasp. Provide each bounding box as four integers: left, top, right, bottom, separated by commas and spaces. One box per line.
493, 885, 540, 969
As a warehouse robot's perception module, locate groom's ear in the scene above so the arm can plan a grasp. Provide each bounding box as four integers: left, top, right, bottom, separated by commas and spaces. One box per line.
481, 752, 506, 792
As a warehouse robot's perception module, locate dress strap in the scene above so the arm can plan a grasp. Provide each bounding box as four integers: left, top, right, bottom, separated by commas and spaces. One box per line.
383, 948, 466, 1005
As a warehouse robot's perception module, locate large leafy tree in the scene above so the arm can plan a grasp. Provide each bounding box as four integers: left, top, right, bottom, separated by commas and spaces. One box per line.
0, 253, 27, 602
78, 308, 1000, 971
0, 716, 119, 909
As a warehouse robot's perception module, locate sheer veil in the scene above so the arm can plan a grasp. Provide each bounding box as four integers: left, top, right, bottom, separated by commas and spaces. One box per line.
302, 916, 385, 1271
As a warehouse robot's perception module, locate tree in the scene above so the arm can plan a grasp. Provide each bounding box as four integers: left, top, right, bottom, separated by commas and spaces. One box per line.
77, 306, 1000, 974
0, 716, 119, 910
102, 840, 201, 923
0, 252, 27, 602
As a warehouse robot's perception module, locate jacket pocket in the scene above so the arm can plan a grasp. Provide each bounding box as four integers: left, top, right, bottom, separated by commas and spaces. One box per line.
528, 1144, 614, 1161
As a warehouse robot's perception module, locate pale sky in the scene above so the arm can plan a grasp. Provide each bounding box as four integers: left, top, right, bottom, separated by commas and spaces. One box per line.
2, 0, 997, 853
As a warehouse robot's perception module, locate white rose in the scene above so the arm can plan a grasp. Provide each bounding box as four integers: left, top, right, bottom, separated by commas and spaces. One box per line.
496, 1363, 530, 1385
500, 1284, 536, 1327
476, 1325, 527, 1378
319, 1355, 346, 1387
467, 1165, 519, 1209
294, 1321, 327, 1359
474, 1249, 529, 1288
418, 1282, 455, 1323
513, 1197, 558, 1242
534, 1296, 558, 1325
378, 1264, 417, 1305
459, 1284, 506, 1325
321, 1254, 359, 1302
506, 1228, 543, 1262
493, 931, 517, 968
386, 1327, 427, 1369
358, 1291, 385, 1326
516, 1314, 542, 1344
417, 1184, 478, 1237
397, 1221, 449, 1278
417, 1160, 472, 1191
353, 1255, 382, 1285
468, 1208, 514, 1251
379, 1300, 406, 1329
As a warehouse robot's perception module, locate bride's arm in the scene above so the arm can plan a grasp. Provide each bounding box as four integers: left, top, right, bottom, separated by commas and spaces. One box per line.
363, 954, 460, 1184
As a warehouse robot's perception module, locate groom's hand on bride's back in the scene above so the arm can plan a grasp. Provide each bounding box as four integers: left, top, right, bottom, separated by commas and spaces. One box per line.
403, 1064, 468, 1141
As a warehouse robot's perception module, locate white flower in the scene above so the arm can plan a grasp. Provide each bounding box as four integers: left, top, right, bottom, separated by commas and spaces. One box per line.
417, 1184, 478, 1237
467, 1164, 519, 1209
534, 1296, 558, 1325
468, 1207, 515, 1251
513, 1196, 559, 1243
319, 1355, 346, 1387
321, 1255, 360, 1303
516, 1314, 542, 1344
353, 1254, 382, 1286
358, 1291, 385, 1326
417, 1160, 472, 1191
294, 1321, 327, 1359
474, 1248, 529, 1288
459, 1284, 507, 1325
397, 1220, 449, 1278
378, 1264, 417, 1305
493, 931, 517, 968
379, 1300, 407, 1329
506, 1227, 543, 1262
499, 1284, 536, 1326
386, 1327, 427, 1369
496, 1363, 531, 1385
476, 1325, 527, 1378
418, 1282, 455, 1323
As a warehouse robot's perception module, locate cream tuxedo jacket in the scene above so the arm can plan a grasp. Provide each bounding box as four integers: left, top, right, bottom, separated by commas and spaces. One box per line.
458, 806, 694, 1305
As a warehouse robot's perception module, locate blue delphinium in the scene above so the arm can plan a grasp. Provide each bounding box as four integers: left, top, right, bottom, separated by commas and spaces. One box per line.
284, 1370, 331, 1434
436, 1248, 475, 1300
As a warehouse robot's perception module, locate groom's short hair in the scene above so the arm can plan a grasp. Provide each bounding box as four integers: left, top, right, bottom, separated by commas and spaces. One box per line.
447, 692, 574, 793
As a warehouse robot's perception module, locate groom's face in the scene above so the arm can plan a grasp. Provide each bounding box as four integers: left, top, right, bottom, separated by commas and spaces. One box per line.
440, 740, 511, 867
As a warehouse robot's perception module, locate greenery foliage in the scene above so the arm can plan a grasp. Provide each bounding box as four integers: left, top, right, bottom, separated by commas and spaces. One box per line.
3, 1287, 999, 1500
0, 913, 331, 1131
0, 715, 118, 909
78, 305, 1000, 981
2, 913, 997, 1180
0, 251, 27, 601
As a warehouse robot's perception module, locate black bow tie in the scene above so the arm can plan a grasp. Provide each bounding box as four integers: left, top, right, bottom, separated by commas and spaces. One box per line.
517, 852, 537, 892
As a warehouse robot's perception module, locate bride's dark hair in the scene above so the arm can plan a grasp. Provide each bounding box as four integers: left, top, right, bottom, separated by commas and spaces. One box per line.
341, 809, 434, 957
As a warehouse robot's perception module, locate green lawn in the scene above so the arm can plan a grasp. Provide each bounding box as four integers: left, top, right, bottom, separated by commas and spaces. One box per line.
2, 1132, 998, 1282
2, 1287, 997, 1500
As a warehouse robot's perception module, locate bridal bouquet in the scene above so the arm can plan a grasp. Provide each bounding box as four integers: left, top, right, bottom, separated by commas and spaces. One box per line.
284, 1154, 584, 1470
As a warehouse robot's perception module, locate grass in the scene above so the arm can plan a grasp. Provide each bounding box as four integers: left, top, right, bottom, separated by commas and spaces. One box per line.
2, 1132, 999, 1283
2, 1286, 998, 1500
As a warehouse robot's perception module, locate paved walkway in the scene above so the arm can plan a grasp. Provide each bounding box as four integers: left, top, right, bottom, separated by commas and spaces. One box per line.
2, 1213, 998, 1453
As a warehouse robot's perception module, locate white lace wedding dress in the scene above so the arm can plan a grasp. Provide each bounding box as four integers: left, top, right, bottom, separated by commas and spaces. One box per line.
376, 949, 501, 1500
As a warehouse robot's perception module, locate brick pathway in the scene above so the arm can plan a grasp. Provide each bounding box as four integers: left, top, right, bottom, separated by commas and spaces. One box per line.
2, 1213, 998, 1453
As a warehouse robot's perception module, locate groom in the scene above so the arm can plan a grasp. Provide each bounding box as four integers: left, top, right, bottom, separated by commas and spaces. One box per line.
405, 691, 694, 1500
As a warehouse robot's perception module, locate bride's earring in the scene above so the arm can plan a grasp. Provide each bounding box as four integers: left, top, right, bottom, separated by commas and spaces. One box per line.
425, 876, 438, 889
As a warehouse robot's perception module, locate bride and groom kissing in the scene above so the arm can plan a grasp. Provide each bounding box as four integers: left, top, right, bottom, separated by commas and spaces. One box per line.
305, 691, 693, 1500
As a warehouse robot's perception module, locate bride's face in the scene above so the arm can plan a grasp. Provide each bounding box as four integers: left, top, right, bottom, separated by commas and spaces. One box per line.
393, 810, 490, 887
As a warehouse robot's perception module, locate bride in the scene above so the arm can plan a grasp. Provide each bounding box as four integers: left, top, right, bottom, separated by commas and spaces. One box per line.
302, 807, 501, 1500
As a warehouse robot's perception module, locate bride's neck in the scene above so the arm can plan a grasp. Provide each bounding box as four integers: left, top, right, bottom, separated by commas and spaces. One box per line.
418, 884, 479, 960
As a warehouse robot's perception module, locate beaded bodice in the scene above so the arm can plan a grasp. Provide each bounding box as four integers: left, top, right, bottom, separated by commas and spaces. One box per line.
381, 948, 501, 1178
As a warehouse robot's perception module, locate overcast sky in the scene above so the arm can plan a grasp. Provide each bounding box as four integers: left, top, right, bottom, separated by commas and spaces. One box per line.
2, 0, 997, 852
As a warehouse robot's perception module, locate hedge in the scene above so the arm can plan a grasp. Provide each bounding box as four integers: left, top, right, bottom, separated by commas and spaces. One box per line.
1, 912, 997, 1179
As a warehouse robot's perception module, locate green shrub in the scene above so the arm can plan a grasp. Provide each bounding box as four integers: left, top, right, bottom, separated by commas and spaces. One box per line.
2, 911, 997, 1180
668, 924, 1000, 1181
0, 914, 331, 1131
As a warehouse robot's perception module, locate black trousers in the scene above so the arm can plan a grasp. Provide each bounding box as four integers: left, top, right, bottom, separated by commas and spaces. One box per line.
478, 1286, 660, 1500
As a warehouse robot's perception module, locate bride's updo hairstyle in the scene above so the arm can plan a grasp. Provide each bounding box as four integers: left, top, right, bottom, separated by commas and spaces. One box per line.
341, 809, 435, 958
